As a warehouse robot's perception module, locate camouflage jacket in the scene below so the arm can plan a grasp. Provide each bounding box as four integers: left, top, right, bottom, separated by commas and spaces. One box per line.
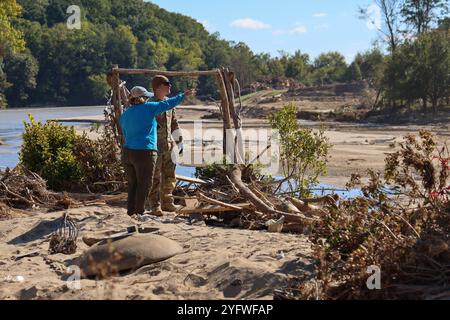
153, 97, 182, 152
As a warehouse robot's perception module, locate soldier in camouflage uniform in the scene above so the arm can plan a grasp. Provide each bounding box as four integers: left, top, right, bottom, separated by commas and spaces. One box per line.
148, 75, 183, 216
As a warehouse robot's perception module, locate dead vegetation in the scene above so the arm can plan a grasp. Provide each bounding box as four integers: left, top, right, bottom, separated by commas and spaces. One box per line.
277, 131, 449, 300
0, 167, 63, 210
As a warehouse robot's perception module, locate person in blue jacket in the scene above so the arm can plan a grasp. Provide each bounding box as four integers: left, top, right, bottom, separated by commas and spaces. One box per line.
119, 84, 195, 216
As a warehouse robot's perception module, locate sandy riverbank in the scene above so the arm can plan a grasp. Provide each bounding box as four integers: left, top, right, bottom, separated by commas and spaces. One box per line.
0, 206, 312, 300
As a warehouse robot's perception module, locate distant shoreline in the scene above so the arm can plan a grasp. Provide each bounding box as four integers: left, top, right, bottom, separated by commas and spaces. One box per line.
1, 105, 105, 111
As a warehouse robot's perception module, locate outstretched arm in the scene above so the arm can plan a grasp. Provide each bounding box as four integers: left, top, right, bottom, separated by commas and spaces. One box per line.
146, 93, 185, 115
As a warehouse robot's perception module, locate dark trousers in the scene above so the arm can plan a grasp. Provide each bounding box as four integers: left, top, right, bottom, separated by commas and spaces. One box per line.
121, 148, 157, 215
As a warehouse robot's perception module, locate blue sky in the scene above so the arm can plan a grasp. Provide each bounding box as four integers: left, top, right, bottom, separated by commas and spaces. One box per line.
148, 0, 381, 63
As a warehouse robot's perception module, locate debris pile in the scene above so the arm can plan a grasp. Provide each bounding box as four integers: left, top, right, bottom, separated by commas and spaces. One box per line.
174, 164, 337, 234
0, 167, 63, 210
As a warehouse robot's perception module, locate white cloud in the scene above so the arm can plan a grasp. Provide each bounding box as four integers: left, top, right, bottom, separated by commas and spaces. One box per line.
292, 25, 307, 34
313, 13, 328, 18
231, 18, 271, 30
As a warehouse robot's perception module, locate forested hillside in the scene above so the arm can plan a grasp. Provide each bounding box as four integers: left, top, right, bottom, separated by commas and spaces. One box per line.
0, 0, 449, 112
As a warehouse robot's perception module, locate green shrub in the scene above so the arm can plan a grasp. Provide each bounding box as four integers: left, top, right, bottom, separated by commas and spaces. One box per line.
268, 103, 331, 197
20, 115, 83, 191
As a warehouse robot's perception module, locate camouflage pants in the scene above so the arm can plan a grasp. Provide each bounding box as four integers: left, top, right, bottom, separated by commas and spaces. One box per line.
148, 149, 176, 209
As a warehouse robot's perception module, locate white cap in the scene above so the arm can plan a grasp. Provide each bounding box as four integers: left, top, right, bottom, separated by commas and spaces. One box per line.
129, 86, 154, 99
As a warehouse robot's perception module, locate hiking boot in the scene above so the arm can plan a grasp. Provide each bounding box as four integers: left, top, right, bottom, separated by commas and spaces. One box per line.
150, 206, 164, 217
161, 203, 183, 213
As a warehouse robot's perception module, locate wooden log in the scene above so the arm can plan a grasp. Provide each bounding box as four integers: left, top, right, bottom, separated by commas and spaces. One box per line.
248, 184, 274, 210
176, 175, 207, 185
288, 197, 326, 216
178, 203, 250, 215
196, 192, 244, 211
112, 68, 220, 77
228, 166, 317, 223
223, 69, 241, 130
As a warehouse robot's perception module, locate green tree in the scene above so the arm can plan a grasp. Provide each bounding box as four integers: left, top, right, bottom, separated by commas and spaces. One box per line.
312, 52, 347, 85
354, 48, 385, 84
4, 50, 39, 107
285, 50, 311, 83
410, 29, 449, 112
106, 25, 138, 68
269, 104, 330, 197
17, 0, 49, 25
230, 42, 259, 88
20, 115, 83, 191
343, 61, 363, 82
0, 0, 26, 108
0, 0, 26, 55
401, 0, 449, 34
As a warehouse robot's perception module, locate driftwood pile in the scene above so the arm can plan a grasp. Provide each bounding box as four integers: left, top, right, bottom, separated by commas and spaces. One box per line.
0, 167, 106, 214
173, 165, 338, 234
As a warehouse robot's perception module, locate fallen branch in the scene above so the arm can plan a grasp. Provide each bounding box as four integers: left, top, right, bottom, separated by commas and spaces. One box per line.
178, 204, 251, 215
0, 181, 36, 206
196, 192, 244, 211
228, 165, 317, 223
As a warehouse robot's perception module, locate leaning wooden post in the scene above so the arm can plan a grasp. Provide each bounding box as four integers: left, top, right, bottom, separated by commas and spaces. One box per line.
111, 65, 123, 147
222, 68, 244, 164
215, 69, 232, 157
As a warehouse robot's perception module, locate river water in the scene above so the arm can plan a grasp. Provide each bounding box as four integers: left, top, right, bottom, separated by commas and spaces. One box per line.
0, 106, 105, 169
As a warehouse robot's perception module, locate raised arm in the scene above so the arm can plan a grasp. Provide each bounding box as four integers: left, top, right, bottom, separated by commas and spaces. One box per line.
146, 93, 185, 115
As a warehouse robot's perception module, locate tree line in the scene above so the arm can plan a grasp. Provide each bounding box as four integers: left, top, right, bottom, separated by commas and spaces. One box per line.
0, 0, 448, 113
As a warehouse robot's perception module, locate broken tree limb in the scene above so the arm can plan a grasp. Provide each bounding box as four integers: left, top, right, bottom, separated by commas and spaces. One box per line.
196, 192, 244, 211
228, 165, 317, 223
248, 184, 275, 210
0, 181, 36, 206
178, 203, 251, 215
176, 175, 208, 185
288, 197, 326, 216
